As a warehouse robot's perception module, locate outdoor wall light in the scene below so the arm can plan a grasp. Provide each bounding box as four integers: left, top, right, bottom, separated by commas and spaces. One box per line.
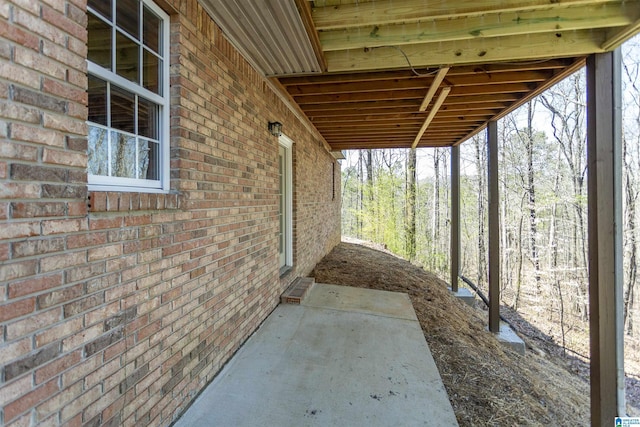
268, 121, 283, 137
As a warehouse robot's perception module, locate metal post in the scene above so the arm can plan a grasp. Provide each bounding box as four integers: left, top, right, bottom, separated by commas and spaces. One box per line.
450, 144, 460, 292
487, 121, 500, 333
586, 49, 625, 425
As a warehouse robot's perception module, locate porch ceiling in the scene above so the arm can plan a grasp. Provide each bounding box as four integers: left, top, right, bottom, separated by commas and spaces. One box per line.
203, 0, 640, 149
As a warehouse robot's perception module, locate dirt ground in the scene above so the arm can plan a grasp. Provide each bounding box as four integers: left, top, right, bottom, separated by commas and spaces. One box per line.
311, 239, 592, 426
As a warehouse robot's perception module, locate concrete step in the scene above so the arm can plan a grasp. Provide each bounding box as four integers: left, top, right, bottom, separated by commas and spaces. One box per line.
280, 277, 315, 304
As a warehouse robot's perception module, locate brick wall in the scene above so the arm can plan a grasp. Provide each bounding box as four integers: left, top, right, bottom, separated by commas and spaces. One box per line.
0, 1, 341, 426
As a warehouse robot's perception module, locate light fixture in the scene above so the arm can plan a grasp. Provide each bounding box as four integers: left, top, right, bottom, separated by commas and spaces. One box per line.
268, 121, 283, 137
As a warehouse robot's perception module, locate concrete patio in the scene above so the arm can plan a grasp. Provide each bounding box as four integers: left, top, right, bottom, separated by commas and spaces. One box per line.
172, 283, 458, 426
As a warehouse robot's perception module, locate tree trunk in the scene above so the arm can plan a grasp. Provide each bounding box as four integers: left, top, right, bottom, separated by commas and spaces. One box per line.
405, 148, 417, 260
474, 136, 487, 286
431, 148, 441, 270
624, 136, 637, 336
525, 101, 541, 290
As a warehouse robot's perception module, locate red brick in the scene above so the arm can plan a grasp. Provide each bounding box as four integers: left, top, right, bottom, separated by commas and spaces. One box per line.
14, 7, 66, 45
35, 381, 83, 421
0, 183, 41, 199
87, 244, 123, 262
0, 101, 40, 123
66, 232, 107, 250
12, 202, 66, 219
0, 221, 40, 239
42, 148, 86, 167
0, 242, 9, 260
88, 217, 123, 230
6, 308, 61, 340
42, 78, 87, 104
35, 316, 83, 347
3, 379, 60, 423
12, 0, 41, 15
0, 375, 32, 408
12, 238, 66, 259
66, 100, 86, 120
35, 350, 82, 384
41, 218, 87, 236
8, 273, 63, 299
61, 322, 104, 352
41, 39, 84, 69
65, 2, 86, 26
60, 384, 101, 422
0, 337, 32, 365
42, 112, 86, 135
67, 201, 87, 217
42, 5, 85, 41
13, 45, 66, 80
0, 297, 35, 322
0, 18, 39, 51
39, 250, 86, 273
0, 141, 39, 161
37, 283, 84, 309
11, 123, 65, 146
0, 259, 39, 282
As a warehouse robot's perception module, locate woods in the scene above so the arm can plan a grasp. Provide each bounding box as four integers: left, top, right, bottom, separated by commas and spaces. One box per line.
341, 37, 640, 367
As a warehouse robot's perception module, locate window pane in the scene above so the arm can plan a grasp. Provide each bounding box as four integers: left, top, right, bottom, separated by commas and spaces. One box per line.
139, 139, 159, 180
143, 5, 160, 54
88, 12, 112, 70
110, 85, 135, 133
88, 75, 108, 125
88, 125, 109, 176
143, 50, 160, 94
115, 31, 139, 83
111, 130, 136, 178
88, 0, 112, 20
116, 0, 139, 39
138, 97, 158, 139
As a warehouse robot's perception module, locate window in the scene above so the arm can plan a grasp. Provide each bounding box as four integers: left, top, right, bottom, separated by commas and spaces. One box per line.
87, 0, 170, 192
278, 136, 293, 271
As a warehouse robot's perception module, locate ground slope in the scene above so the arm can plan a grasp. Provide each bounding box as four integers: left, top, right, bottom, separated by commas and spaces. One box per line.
311, 241, 590, 426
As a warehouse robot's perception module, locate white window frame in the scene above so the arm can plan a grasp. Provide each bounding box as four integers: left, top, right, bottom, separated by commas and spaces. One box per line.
86, 0, 170, 193
279, 135, 294, 269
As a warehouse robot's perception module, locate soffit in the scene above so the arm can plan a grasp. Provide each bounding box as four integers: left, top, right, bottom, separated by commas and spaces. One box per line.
198, 0, 323, 75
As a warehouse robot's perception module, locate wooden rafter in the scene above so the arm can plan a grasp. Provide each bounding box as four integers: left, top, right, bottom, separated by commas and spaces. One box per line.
319, 4, 632, 52
412, 87, 451, 149
419, 68, 449, 111
325, 30, 605, 72
311, 0, 615, 30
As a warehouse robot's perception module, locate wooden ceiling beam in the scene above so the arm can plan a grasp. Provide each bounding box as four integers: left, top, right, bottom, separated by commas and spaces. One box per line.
308, 108, 501, 120
419, 67, 450, 111
319, 4, 631, 51
293, 89, 425, 104
412, 86, 451, 149
277, 59, 572, 86
449, 82, 533, 96
310, 109, 498, 123
602, 16, 640, 50
325, 29, 605, 72
312, 0, 612, 29
286, 76, 434, 95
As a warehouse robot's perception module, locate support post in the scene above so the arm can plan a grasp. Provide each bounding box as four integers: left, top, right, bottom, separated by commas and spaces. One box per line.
487, 121, 500, 333
450, 144, 460, 292
586, 50, 625, 425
